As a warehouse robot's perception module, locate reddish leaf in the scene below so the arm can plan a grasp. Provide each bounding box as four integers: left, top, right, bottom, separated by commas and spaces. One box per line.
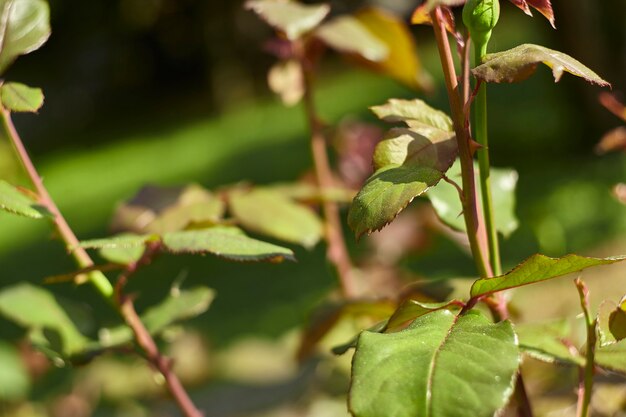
509, 0, 555, 28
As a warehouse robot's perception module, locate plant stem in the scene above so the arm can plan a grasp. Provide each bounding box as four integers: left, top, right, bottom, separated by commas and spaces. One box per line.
473, 43, 501, 276
298, 47, 358, 298
430, 8, 492, 279
2, 108, 204, 417
575, 278, 596, 417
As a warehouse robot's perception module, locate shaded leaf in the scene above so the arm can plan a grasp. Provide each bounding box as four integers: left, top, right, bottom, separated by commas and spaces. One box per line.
298, 299, 394, 361
0, 283, 90, 356
609, 295, 626, 342
96, 287, 214, 350
163, 226, 295, 262
331, 320, 387, 356
354, 8, 431, 91
267, 182, 355, 203
245, 0, 330, 40
45, 264, 124, 284
0, 342, 30, 400
267, 59, 304, 106
371, 98, 453, 132
373, 128, 456, 172
599, 92, 626, 123
472, 44, 610, 87
386, 299, 463, 331
595, 339, 626, 375
428, 160, 519, 238
229, 188, 323, 249
516, 320, 584, 366
315, 15, 388, 62
348, 165, 443, 238
0, 0, 50, 75
100, 244, 146, 265
111, 184, 225, 234
0, 180, 49, 219
508, 0, 555, 28
350, 310, 519, 417
470, 254, 626, 299
596, 127, 626, 155
0, 82, 43, 112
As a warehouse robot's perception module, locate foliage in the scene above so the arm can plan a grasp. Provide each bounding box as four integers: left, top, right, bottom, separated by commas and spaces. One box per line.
0, 0, 624, 416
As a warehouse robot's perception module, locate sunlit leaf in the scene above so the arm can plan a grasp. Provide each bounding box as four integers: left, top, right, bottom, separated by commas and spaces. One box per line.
470, 254, 626, 299
245, 0, 330, 40
354, 8, 431, 91
348, 165, 443, 238
163, 226, 295, 262
370, 98, 454, 132
595, 339, 626, 375
428, 160, 519, 238
350, 310, 519, 417
516, 320, 584, 365
267, 59, 304, 106
386, 299, 462, 331
96, 287, 214, 350
373, 128, 456, 172
267, 182, 355, 203
0, 180, 49, 219
79, 234, 159, 250
599, 92, 626, 123
0, 0, 50, 75
596, 127, 626, 155
473, 44, 610, 87
0, 283, 90, 356
315, 15, 388, 62
411, 5, 456, 35
229, 188, 323, 249
0, 342, 30, 400
0, 82, 43, 112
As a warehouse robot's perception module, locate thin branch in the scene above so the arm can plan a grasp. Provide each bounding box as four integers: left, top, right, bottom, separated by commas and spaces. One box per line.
2, 108, 204, 417
296, 42, 358, 298
575, 278, 596, 417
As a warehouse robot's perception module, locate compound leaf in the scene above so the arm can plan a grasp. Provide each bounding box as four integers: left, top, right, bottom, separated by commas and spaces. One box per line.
471, 254, 626, 299
245, 0, 329, 40
229, 188, 323, 249
0, 0, 50, 75
350, 310, 519, 417
0, 180, 49, 219
0, 82, 43, 112
472, 44, 610, 87
163, 226, 295, 262
371, 98, 453, 132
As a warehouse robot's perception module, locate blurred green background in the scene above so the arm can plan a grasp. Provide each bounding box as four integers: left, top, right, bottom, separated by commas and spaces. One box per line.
1, 0, 625, 416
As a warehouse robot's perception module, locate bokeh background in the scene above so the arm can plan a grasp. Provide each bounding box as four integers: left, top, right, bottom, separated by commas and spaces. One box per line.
1, 0, 625, 416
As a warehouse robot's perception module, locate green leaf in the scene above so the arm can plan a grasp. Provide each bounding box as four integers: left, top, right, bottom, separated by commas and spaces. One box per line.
428, 160, 519, 238
595, 338, 626, 375
0, 82, 43, 112
370, 98, 453, 132
348, 165, 443, 238
163, 226, 295, 262
0, 283, 90, 356
0, 342, 30, 400
0, 0, 50, 75
386, 299, 462, 331
350, 310, 519, 417
79, 234, 158, 250
96, 287, 214, 350
245, 0, 330, 40
472, 44, 610, 87
470, 254, 626, 299
598, 300, 618, 347
0, 180, 49, 218
516, 320, 584, 366
315, 15, 388, 62
229, 188, 323, 249
267, 182, 355, 203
